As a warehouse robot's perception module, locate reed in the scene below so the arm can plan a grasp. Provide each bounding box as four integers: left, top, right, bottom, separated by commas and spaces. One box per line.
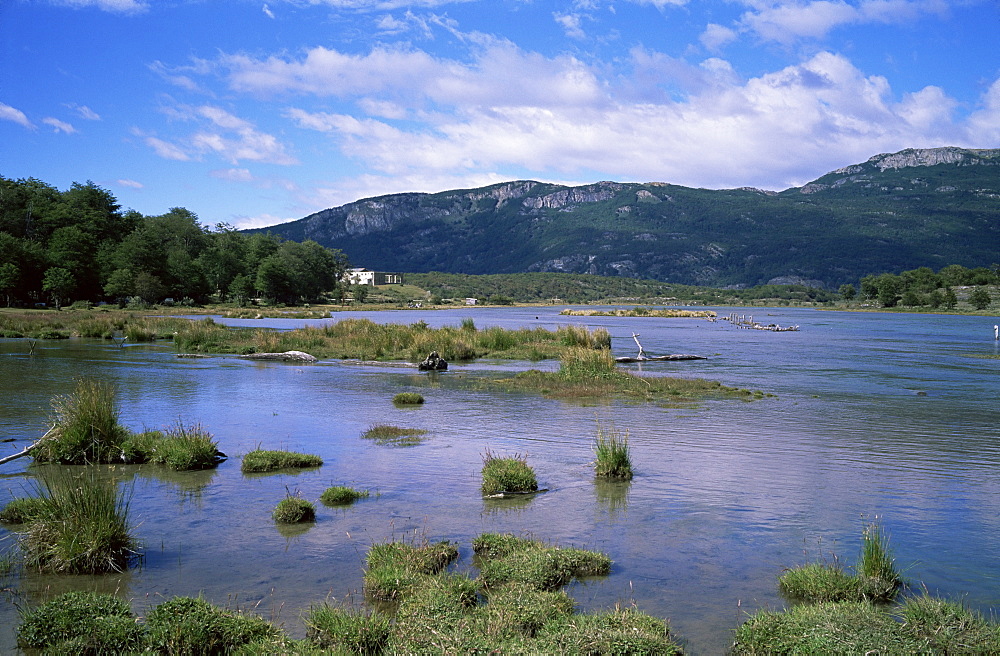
593, 423, 633, 479
22, 468, 140, 574
480, 451, 538, 496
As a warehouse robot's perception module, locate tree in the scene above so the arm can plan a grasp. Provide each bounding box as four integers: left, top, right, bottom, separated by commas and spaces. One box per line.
838, 284, 856, 301
875, 274, 902, 308
227, 274, 254, 306
351, 284, 369, 304
42, 267, 75, 309
943, 287, 958, 310
969, 288, 992, 311
927, 289, 944, 309
900, 290, 923, 307
0, 262, 18, 306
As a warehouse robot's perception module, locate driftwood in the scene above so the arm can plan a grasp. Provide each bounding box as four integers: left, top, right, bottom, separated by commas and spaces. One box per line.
239, 350, 318, 362
0, 425, 57, 467
615, 333, 705, 362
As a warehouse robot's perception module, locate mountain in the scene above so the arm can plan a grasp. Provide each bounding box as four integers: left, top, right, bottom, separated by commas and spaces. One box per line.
252, 147, 1000, 288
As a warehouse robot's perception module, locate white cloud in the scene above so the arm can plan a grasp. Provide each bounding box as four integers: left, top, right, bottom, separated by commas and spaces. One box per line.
965, 78, 1000, 145
211, 168, 256, 183
700, 23, 739, 52
0, 102, 34, 129
229, 212, 297, 230
67, 104, 101, 120
42, 117, 77, 134
116, 179, 144, 189
52, 0, 147, 13
142, 105, 298, 166
738, 0, 951, 44
263, 3, 276, 19
554, 13, 587, 40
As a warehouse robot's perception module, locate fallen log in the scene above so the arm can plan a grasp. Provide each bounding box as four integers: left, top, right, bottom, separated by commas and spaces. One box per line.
0, 425, 57, 467
615, 354, 706, 362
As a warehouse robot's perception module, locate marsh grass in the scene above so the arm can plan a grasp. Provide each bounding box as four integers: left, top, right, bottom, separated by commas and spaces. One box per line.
16, 591, 143, 653
145, 596, 282, 654
0, 496, 46, 525
473, 533, 611, 592
125, 422, 225, 470
364, 536, 459, 601
898, 594, 1000, 652
304, 604, 391, 654
273, 492, 316, 524
392, 392, 425, 405
594, 423, 633, 479
480, 451, 538, 496
22, 468, 140, 574
35, 378, 130, 464
780, 521, 902, 603
241, 449, 323, 473
499, 346, 751, 402
361, 423, 429, 447
320, 485, 370, 506
536, 604, 682, 655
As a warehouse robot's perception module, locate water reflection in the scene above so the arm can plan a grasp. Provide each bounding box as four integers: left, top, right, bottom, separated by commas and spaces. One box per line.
594, 478, 631, 518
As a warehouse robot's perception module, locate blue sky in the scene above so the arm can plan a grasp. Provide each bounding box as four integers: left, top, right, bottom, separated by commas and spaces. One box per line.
2, 0, 998, 229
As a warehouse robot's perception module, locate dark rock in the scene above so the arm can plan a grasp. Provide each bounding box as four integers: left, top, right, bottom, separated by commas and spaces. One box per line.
418, 350, 448, 371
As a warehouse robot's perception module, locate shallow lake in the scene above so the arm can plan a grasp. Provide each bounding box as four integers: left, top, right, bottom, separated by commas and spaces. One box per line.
2, 306, 999, 654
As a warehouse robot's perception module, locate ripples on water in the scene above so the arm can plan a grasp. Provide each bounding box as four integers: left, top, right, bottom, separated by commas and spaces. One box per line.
1, 307, 998, 654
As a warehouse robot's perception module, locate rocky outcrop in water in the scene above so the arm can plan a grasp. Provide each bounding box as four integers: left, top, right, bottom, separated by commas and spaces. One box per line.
418, 351, 448, 371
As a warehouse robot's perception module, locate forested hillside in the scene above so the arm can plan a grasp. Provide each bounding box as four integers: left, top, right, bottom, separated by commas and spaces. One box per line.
257, 147, 1000, 288
0, 178, 348, 308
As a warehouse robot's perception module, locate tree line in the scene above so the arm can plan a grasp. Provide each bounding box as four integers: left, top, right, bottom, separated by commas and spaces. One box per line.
843, 265, 998, 310
0, 177, 349, 308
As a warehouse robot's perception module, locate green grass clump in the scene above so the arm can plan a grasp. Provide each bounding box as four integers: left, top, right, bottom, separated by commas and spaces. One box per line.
0, 496, 46, 524
273, 493, 316, 523
393, 392, 425, 405
241, 449, 323, 473
361, 423, 428, 447
145, 596, 282, 654
16, 591, 144, 653
364, 537, 459, 601
779, 521, 902, 603
320, 485, 369, 506
22, 469, 140, 574
898, 594, 1000, 652
305, 604, 391, 654
481, 451, 538, 496
473, 533, 611, 592
536, 605, 682, 655
123, 422, 225, 470
594, 423, 634, 479
34, 378, 130, 464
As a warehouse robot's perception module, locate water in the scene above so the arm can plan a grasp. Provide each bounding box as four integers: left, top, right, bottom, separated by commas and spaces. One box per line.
1, 307, 999, 653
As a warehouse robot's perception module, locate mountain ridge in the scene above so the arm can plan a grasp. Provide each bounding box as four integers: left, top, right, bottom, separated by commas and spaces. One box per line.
251, 147, 1000, 288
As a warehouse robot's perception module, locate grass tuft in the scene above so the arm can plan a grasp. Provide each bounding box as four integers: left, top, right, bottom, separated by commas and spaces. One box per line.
305, 604, 391, 655
474, 533, 611, 592
21, 468, 140, 574
16, 591, 143, 653
393, 392, 425, 405
0, 496, 46, 525
364, 536, 459, 601
241, 449, 323, 473
361, 423, 428, 447
320, 485, 370, 506
145, 595, 282, 654
273, 492, 316, 524
594, 422, 634, 479
481, 450, 538, 496
34, 378, 130, 464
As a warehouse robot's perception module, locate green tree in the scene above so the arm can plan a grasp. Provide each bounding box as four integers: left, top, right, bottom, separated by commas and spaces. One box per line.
0, 262, 18, 306
900, 290, 923, 307
927, 289, 944, 309
42, 267, 75, 309
351, 284, 369, 304
943, 287, 958, 310
227, 274, 255, 306
875, 273, 902, 308
969, 288, 992, 311
838, 283, 856, 301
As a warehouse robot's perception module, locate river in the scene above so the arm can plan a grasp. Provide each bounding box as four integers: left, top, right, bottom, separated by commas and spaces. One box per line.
1, 306, 998, 654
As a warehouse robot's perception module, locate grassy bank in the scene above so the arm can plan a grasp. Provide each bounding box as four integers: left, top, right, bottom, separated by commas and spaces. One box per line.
495, 346, 763, 402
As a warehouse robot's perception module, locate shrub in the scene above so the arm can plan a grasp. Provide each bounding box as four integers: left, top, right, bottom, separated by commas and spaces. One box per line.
145, 596, 282, 655
16, 591, 143, 653
320, 486, 369, 506
241, 449, 323, 473
594, 423, 633, 479
393, 392, 425, 405
481, 450, 538, 496
305, 604, 391, 654
22, 469, 140, 574
34, 378, 130, 464
361, 423, 428, 447
273, 493, 316, 523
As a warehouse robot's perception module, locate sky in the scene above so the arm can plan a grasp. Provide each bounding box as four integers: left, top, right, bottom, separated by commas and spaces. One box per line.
2, 0, 998, 230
